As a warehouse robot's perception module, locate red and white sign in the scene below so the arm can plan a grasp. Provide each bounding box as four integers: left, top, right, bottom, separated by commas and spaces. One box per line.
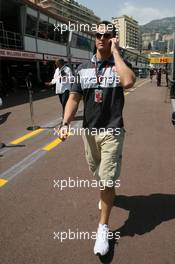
0, 49, 43, 60
43, 54, 65, 61
71, 57, 89, 63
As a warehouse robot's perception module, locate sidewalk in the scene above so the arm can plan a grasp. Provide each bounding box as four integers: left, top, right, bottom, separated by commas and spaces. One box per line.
0, 76, 174, 264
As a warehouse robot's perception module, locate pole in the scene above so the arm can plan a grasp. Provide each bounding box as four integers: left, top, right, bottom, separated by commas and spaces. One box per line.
26, 76, 40, 131
171, 32, 175, 81
171, 32, 175, 125
0, 96, 6, 149
67, 31, 72, 67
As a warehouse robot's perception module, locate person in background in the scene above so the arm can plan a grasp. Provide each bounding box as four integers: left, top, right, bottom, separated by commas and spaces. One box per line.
156, 68, 162, 87
149, 68, 154, 82
164, 69, 169, 87
45, 59, 73, 115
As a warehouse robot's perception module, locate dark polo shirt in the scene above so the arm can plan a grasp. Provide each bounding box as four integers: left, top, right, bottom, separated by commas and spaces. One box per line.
71, 54, 126, 130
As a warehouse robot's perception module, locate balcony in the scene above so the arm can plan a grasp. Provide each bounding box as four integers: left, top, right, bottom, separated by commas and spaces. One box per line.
0, 29, 23, 50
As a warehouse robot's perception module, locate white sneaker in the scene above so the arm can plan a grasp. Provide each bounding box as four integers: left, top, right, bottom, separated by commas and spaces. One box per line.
94, 224, 109, 256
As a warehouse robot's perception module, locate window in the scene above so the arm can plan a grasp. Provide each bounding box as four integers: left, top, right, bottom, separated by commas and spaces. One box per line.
71, 33, 92, 51
61, 30, 69, 43
71, 33, 77, 47
25, 14, 37, 36
54, 24, 69, 44
54, 29, 62, 42
38, 19, 48, 39
48, 23, 54, 41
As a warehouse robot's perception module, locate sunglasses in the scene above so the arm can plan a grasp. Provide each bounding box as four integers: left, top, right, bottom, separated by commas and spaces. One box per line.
95, 32, 113, 39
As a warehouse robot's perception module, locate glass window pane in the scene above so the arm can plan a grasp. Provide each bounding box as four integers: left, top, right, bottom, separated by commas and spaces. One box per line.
48, 23, 54, 41
71, 34, 91, 51
38, 20, 48, 39
25, 14, 37, 36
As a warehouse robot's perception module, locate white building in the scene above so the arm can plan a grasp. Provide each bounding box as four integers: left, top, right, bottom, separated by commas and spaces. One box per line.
112, 15, 139, 50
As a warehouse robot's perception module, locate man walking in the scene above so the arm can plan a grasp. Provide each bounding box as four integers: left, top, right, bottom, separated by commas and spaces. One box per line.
149, 68, 154, 82
156, 68, 162, 87
59, 21, 135, 256
45, 59, 73, 115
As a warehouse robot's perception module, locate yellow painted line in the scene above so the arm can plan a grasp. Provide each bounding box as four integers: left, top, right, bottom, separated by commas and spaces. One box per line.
43, 131, 72, 151
10, 128, 45, 145
43, 138, 62, 151
0, 179, 8, 187
129, 88, 136, 92
136, 79, 149, 88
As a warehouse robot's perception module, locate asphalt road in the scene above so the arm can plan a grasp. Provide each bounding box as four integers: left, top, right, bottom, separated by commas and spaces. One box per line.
0, 77, 175, 264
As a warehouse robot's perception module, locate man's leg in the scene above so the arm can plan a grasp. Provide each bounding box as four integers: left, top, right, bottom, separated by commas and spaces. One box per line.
82, 134, 101, 178
94, 186, 115, 256
99, 186, 115, 225
94, 131, 125, 256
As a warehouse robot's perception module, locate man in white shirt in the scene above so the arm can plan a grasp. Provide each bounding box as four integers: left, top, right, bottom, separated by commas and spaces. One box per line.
45, 59, 73, 115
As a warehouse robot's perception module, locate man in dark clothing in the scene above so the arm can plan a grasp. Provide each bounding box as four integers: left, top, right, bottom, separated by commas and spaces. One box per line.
59, 21, 135, 256
157, 68, 162, 86
150, 68, 154, 82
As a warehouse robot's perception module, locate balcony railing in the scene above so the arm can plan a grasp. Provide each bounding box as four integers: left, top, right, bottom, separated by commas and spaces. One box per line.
0, 29, 23, 50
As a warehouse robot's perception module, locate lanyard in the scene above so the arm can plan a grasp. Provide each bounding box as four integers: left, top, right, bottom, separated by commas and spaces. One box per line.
94, 62, 108, 86
59, 65, 65, 74
59, 66, 66, 83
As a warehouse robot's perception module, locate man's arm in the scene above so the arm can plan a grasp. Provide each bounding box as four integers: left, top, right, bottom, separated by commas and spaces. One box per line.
63, 92, 81, 124
111, 38, 136, 89
45, 68, 60, 86
59, 92, 81, 140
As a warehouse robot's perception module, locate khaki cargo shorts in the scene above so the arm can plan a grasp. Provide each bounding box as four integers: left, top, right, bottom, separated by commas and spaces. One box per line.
82, 128, 125, 187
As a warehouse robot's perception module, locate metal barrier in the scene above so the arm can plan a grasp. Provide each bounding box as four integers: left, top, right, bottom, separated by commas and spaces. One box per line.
0, 97, 6, 149
26, 77, 40, 131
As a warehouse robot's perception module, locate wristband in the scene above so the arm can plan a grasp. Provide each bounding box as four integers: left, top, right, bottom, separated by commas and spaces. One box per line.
59, 122, 69, 129
62, 122, 69, 126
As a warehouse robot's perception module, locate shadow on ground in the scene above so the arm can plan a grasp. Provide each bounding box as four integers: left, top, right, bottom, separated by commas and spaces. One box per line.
98, 193, 175, 264
0, 112, 11, 125
1, 88, 55, 109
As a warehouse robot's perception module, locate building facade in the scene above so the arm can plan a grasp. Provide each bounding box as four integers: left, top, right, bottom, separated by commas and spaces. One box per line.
163, 34, 174, 52
0, 0, 96, 91
142, 32, 175, 53
29, 0, 100, 25
112, 15, 139, 50
142, 33, 158, 50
